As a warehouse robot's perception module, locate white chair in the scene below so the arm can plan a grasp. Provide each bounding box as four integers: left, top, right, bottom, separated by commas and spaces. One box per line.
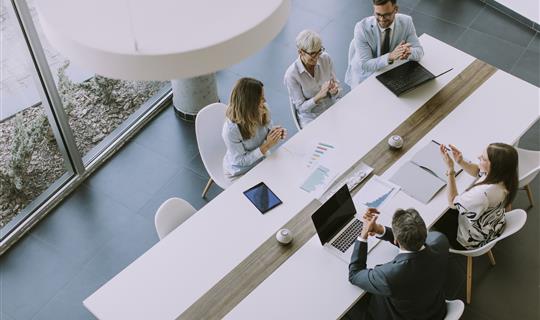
517, 147, 540, 208
195, 102, 233, 198
444, 299, 465, 320
154, 197, 196, 240
449, 209, 527, 304
288, 98, 302, 131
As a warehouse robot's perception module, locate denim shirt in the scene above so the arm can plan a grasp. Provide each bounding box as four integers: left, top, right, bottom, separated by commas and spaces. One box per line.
222, 118, 272, 177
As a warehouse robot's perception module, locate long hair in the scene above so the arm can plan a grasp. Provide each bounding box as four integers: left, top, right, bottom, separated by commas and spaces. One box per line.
470, 143, 518, 207
226, 78, 269, 139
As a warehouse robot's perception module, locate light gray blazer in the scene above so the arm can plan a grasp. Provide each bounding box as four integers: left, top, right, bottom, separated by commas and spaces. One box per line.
345, 14, 424, 88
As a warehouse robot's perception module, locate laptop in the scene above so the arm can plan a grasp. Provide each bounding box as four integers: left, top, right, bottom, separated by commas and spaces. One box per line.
376, 61, 452, 96
311, 184, 364, 263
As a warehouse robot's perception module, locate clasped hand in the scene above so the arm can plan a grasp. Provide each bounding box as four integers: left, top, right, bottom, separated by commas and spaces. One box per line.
389, 41, 412, 61
360, 208, 385, 240
316, 78, 339, 101
267, 126, 287, 144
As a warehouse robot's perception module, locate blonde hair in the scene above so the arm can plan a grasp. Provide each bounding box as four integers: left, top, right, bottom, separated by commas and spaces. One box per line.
296, 30, 322, 52
226, 78, 269, 139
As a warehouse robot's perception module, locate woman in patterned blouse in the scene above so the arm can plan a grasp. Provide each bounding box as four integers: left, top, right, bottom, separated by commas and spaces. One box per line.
435, 143, 518, 249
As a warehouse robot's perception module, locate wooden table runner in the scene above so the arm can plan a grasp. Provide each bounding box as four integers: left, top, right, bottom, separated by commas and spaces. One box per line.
180, 60, 496, 320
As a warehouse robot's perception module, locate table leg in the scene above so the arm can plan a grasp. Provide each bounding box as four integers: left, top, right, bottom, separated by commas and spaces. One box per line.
466, 256, 473, 304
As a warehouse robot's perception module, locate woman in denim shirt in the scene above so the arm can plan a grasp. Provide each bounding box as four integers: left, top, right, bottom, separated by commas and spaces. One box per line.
222, 78, 286, 180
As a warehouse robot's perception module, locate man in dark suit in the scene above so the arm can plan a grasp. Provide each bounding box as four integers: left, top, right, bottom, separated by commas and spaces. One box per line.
349, 208, 449, 320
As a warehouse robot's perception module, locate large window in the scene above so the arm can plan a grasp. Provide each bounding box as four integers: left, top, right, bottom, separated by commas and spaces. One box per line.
26, 0, 168, 163
0, 0, 171, 250
1, 0, 71, 230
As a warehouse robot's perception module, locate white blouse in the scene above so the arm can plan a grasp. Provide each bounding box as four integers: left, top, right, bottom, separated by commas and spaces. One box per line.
283, 52, 341, 128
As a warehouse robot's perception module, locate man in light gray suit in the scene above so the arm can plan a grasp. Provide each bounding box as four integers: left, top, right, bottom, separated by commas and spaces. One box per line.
345, 0, 424, 87
349, 208, 449, 320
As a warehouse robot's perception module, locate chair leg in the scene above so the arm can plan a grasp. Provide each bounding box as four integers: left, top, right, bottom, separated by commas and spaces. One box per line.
202, 178, 213, 198
487, 250, 496, 266
525, 184, 534, 208
466, 256, 473, 304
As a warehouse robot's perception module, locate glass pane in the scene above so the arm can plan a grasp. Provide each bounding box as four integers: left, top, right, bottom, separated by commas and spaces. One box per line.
26, 0, 169, 162
0, 0, 70, 228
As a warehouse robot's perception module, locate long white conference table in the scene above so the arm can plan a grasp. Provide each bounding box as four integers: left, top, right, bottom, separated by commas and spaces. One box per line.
84, 34, 539, 319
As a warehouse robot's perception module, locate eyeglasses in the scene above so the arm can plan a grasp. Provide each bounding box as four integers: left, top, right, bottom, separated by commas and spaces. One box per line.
301, 47, 325, 58
374, 8, 396, 19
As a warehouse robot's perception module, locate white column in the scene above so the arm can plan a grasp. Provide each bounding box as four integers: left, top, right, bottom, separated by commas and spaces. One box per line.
171, 73, 219, 121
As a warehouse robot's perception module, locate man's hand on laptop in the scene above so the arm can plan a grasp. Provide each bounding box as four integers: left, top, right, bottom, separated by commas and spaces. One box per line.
360, 208, 383, 240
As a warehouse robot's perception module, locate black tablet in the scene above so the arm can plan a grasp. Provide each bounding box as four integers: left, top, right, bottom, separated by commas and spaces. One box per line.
243, 182, 282, 214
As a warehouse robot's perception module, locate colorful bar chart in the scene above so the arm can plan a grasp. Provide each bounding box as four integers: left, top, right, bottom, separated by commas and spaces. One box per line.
307, 142, 335, 168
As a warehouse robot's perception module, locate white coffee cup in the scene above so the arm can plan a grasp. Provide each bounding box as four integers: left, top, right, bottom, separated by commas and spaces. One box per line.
388, 135, 404, 149
276, 228, 293, 245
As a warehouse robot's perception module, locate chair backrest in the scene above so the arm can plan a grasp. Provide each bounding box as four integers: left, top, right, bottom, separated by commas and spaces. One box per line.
195, 103, 230, 188
288, 98, 302, 131
449, 209, 527, 256
517, 147, 540, 187
494, 208, 527, 242
155, 197, 196, 240
444, 299, 465, 320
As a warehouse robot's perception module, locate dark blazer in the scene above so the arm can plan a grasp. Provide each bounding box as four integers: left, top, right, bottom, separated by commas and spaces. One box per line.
349, 228, 449, 320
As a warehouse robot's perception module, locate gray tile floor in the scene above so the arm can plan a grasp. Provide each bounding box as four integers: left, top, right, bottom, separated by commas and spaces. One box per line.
1, 0, 538, 319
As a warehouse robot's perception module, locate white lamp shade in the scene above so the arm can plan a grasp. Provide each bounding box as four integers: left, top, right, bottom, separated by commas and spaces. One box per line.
36, 0, 290, 80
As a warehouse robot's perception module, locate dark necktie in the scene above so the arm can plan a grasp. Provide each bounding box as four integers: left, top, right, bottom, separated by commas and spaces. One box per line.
381, 28, 391, 55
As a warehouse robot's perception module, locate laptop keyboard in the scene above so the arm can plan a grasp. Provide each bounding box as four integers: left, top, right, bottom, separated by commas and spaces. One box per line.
331, 219, 363, 253
377, 61, 434, 95
386, 67, 432, 92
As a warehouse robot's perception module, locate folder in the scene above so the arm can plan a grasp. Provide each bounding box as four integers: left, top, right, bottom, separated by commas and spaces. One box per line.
389, 141, 461, 204
410, 140, 449, 180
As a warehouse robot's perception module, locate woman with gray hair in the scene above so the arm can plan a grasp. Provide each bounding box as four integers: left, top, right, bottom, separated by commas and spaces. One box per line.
284, 29, 341, 129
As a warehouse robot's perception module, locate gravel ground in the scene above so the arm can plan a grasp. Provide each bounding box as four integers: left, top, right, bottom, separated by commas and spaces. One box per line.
0, 79, 165, 227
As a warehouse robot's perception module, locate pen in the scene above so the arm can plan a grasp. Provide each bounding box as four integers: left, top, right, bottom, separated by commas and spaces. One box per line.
431, 140, 451, 152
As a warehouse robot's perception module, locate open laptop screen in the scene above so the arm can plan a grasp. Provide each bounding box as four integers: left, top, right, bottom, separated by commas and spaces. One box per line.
311, 185, 357, 245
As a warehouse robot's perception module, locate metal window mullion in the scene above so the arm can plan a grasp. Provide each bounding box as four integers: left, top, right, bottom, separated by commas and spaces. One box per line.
11, 0, 85, 175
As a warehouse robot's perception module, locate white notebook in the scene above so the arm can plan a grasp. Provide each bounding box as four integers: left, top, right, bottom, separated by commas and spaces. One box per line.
410, 141, 448, 180
390, 161, 446, 203
390, 141, 460, 203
